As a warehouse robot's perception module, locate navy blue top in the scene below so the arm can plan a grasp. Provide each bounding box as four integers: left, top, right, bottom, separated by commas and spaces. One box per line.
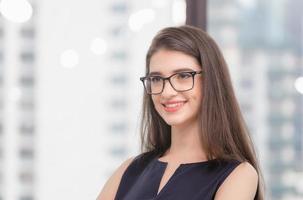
115, 153, 241, 200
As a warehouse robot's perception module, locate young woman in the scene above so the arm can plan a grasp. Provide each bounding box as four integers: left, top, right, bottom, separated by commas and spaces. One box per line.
97, 25, 264, 200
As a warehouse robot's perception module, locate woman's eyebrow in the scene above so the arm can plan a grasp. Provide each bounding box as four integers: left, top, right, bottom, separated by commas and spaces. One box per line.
148, 67, 196, 76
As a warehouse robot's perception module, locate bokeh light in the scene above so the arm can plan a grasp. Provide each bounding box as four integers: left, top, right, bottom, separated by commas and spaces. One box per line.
0, 0, 33, 23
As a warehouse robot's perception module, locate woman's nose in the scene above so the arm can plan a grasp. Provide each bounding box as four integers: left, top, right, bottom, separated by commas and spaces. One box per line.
161, 80, 178, 96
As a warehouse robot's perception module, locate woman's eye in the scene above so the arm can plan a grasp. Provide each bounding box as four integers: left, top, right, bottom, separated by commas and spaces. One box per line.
178, 73, 191, 79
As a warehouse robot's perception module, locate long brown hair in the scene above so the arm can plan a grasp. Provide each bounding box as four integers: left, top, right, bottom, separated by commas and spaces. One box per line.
139, 25, 264, 200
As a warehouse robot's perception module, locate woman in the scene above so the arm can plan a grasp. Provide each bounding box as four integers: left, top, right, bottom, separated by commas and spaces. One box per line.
97, 25, 264, 200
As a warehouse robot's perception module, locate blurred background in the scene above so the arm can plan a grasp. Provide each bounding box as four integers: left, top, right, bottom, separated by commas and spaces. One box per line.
0, 0, 302, 200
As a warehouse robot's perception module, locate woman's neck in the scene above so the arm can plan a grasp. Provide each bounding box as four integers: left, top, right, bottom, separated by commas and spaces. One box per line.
161, 120, 207, 163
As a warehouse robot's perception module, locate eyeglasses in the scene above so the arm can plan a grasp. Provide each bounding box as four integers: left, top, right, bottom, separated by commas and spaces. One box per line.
140, 71, 202, 95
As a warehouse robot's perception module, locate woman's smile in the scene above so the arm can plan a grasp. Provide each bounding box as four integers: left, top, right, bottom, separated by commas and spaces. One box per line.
161, 100, 187, 113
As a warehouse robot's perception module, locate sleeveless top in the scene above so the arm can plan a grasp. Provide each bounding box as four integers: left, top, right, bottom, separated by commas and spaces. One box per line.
115, 153, 241, 200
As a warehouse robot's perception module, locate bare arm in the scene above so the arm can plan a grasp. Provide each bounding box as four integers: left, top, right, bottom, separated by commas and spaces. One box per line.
214, 162, 258, 200
96, 157, 134, 200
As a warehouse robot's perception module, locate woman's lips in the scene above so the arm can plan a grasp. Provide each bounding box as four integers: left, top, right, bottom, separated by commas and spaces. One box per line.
162, 101, 186, 112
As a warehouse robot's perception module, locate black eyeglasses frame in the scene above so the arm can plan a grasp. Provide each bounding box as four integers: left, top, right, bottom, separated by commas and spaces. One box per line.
140, 70, 203, 95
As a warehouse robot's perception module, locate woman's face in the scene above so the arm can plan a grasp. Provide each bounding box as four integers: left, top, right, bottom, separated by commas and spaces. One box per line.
149, 49, 203, 127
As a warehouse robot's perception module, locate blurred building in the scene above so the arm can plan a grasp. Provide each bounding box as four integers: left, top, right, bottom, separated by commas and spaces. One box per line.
208, 0, 303, 199
0, 0, 185, 199
1, 0, 37, 199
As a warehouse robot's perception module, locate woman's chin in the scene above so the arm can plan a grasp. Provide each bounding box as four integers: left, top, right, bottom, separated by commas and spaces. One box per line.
163, 115, 197, 127
164, 118, 187, 127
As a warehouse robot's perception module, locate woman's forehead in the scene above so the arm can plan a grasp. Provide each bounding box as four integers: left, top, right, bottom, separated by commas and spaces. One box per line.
149, 50, 201, 74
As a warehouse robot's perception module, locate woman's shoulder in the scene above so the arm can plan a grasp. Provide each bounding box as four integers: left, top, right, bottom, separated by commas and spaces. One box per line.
96, 152, 157, 200
214, 161, 258, 200
96, 156, 135, 200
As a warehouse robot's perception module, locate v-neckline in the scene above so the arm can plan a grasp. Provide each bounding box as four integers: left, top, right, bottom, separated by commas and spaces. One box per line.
155, 160, 183, 197
154, 157, 217, 197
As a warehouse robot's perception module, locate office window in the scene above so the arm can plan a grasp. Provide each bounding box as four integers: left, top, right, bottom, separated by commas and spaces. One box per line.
20, 51, 35, 63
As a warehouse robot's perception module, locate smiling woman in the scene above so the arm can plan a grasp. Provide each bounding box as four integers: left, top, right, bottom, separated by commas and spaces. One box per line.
97, 25, 264, 200
146, 50, 203, 127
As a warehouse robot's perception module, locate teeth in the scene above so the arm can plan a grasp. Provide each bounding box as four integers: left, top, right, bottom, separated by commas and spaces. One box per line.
165, 102, 184, 108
